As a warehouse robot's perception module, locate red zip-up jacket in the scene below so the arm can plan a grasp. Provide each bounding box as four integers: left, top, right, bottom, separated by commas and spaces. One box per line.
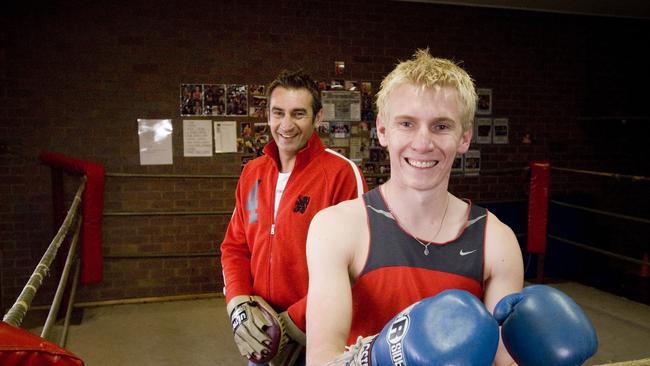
221, 134, 367, 331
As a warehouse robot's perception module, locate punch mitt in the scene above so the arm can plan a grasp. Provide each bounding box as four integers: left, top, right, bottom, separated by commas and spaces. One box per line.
228, 295, 285, 363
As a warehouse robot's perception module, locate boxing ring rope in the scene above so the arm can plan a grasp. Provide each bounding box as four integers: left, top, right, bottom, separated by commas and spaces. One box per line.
530, 163, 650, 282
3, 176, 86, 345
552, 167, 650, 183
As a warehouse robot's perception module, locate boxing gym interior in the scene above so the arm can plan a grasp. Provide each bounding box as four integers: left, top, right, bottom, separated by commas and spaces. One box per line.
1, 1, 649, 365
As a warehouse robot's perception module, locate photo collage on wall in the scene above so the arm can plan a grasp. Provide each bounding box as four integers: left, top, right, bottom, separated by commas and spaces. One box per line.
180, 83, 270, 167
314, 80, 389, 186
179, 80, 389, 182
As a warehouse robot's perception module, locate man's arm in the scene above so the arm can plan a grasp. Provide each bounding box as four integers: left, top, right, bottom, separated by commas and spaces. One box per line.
220, 179, 253, 303
286, 162, 367, 333
306, 200, 362, 366
483, 212, 524, 366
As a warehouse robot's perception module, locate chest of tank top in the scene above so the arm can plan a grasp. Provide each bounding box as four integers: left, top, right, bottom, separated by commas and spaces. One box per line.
347, 188, 487, 343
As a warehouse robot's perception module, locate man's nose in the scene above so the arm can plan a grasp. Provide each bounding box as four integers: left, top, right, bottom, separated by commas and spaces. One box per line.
411, 127, 434, 151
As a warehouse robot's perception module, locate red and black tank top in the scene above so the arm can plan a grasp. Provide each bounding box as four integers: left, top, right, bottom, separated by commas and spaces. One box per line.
347, 187, 487, 344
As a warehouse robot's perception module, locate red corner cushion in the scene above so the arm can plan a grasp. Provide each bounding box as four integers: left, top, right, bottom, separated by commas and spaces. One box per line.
0, 322, 84, 365
38, 151, 105, 284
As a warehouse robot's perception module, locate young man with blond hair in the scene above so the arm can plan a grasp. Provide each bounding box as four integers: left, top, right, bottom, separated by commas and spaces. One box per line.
305, 50, 524, 365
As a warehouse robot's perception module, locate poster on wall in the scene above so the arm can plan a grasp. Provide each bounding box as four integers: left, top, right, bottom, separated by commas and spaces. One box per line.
183, 119, 213, 157
252, 123, 270, 156
360, 82, 374, 121
321, 90, 361, 121
226, 84, 248, 116
464, 150, 481, 176
476, 88, 492, 115
492, 118, 509, 144
180, 84, 203, 115
330, 121, 351, 138
249, 84, 268, 118
214, 121, 237, 153
138, 119, 173, 165
203, 84, 226, 116
476, 118, 493, 144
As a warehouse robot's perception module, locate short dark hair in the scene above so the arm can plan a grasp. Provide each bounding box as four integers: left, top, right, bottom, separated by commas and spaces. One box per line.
267, 69, 322, 115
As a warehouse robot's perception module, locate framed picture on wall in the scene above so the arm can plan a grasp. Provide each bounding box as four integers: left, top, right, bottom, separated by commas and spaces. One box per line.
476, 88, 492, 115
452, 154, 463, 174
492, 118, 509, 144
476, 118, 493, 144
464, 150, 481, 176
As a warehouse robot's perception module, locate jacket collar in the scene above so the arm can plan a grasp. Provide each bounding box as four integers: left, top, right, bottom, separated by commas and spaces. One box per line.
263, 134, 325, 172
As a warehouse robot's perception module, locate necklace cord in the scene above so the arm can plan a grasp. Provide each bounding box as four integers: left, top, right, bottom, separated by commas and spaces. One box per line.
412, 193, 450, 255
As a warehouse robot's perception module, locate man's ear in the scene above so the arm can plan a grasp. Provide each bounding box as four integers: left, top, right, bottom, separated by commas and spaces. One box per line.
313, 108, 324, 128
376, 114, 388, 147
457, 127, 472, 154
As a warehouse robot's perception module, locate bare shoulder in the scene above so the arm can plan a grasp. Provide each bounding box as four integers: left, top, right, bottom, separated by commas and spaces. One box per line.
312, 196, 366, 228
484, 211, 524, 303
485, 211, 518, 246
484, 211, 523, 279
307, 196, 367, 265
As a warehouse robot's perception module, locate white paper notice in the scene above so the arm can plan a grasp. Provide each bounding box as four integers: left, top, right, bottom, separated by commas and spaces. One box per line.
322, 103, 335, 121
138, 119, 173, 165
214, 121, 237, 153
183, 119, 213, 157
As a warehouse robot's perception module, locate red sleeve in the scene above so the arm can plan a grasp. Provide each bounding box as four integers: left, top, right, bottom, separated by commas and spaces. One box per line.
287, 296, 308, 332
286, 161, 367, 332
220, 177, 253, 303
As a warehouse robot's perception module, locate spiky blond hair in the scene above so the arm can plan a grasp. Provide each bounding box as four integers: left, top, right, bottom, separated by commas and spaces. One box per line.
376, 49, 477, 132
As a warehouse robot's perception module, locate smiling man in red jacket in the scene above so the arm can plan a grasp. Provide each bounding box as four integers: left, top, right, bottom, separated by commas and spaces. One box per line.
221, 70, 367, 366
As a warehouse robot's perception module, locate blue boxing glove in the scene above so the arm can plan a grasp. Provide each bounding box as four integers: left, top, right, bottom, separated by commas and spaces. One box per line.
335, 289, 499, 366
493, 285, 598, 366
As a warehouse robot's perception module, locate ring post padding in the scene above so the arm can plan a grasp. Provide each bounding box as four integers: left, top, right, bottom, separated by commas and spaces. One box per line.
39, 151, 105, 284
527, 161, 550, 254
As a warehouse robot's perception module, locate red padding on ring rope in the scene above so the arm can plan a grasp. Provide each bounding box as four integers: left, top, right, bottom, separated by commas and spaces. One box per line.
527, 161, 551, 254
39, 151, 105, 284
0, 322, 84, 366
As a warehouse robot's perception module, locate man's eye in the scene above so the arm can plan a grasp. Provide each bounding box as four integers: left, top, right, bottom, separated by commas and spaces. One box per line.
434, 123, 451, 131
399, 121, 412, 127
272, 110, 284, 118
293, 112, 306, 119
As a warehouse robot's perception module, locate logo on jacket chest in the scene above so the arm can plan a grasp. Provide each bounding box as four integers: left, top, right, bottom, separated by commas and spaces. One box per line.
293, 195, 310, 214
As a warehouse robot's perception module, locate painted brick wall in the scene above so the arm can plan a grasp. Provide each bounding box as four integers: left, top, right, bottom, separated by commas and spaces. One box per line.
1, 0, 648, 308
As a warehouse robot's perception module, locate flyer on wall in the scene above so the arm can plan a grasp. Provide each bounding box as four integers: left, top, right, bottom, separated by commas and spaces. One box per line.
183, 119, 212, 157
137, 119, 173, 165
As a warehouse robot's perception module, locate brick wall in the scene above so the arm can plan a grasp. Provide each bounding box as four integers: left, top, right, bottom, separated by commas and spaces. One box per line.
1, 0, 648, 308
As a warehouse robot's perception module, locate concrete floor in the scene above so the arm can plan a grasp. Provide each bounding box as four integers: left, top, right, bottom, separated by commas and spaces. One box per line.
28, 281, 650, 366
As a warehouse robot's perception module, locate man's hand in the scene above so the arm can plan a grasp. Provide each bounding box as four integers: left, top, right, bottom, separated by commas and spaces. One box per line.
227, 295, 278, 362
